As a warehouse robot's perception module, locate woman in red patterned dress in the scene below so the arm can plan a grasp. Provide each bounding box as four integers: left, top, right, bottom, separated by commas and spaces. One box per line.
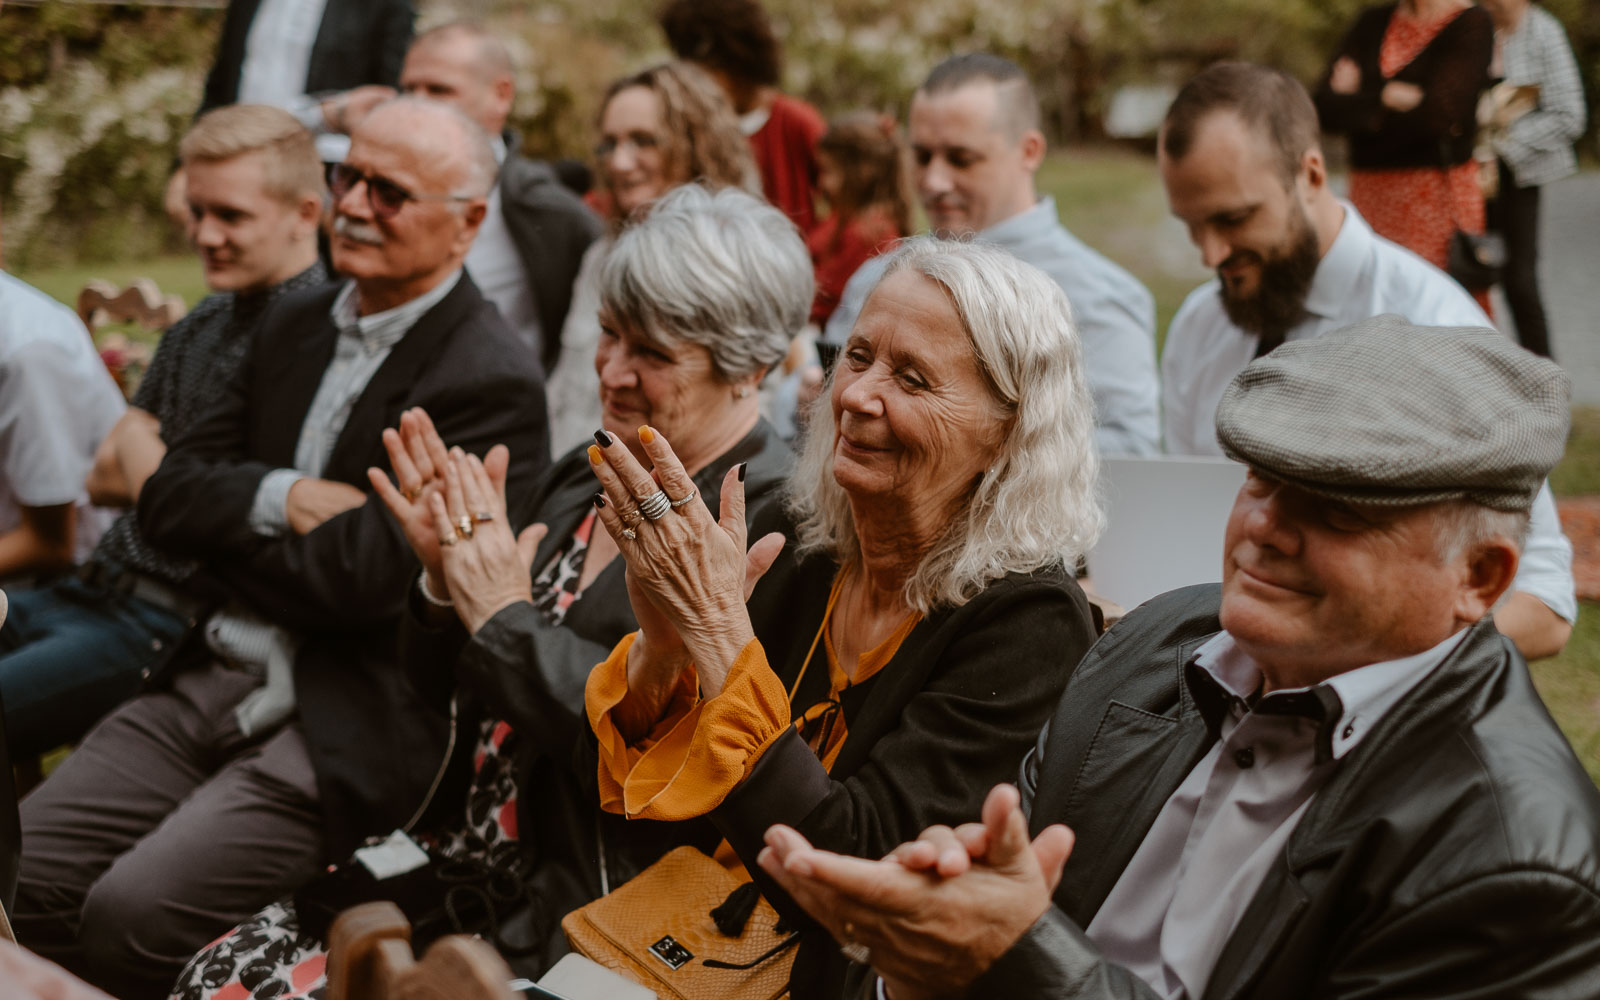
1315, 0, 1495, 313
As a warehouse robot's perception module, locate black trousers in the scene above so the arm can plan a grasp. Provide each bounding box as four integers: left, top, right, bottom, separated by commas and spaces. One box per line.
1487, 158, 1551, 358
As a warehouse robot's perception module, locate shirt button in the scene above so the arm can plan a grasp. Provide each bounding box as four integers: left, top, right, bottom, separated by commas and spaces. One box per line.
1234, 746, 1255, 769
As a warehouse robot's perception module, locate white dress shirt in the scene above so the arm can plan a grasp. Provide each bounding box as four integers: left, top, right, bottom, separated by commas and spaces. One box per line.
466, 137, 542, 357
824, 197, 1162, 457
235, 0, 347, 162
1160, 203, 1576, 624
1085, 629, 1466, 1000
0, 272, 126, 564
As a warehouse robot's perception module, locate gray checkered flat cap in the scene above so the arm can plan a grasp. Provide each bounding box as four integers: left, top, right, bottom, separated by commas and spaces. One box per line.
1215, 315, 1570, 512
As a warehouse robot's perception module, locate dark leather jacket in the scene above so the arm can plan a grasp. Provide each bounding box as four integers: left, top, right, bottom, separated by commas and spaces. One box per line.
971, 584, 1600, 998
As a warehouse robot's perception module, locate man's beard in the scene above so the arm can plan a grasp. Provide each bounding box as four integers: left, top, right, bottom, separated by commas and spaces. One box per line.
1218, 208, 1320, 352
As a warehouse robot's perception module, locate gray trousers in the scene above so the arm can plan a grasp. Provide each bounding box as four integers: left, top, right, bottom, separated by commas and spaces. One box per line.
13, 663, 325, 1000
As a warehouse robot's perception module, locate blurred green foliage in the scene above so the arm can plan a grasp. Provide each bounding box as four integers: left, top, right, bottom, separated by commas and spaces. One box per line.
2, 0, 1596, 269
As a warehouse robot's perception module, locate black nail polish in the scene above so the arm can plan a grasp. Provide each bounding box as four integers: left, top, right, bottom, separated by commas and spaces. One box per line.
593, 492, 607, 509
593, 429, 612, 447
737, 462, 748, 483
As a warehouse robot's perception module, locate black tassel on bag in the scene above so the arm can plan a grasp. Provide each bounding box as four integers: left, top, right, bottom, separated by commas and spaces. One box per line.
710, 881, 762, 936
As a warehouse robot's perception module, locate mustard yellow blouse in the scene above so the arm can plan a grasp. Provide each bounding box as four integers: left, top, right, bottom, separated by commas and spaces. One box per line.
586, 571, 920, 832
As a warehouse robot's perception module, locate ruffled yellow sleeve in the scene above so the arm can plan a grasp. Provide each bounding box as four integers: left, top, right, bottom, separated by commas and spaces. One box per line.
586, 632, 793, 821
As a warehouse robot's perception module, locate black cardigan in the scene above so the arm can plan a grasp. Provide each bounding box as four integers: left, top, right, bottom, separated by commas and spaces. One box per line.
1314, 3, 1493, 169
713, 501, 1097, 1000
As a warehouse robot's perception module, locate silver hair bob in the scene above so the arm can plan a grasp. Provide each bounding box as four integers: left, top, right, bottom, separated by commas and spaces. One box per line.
788, 237, 1104, 612
597, 183, 812, 383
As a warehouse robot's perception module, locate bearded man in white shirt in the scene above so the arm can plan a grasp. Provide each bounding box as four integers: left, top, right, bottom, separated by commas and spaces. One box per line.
1156, 62, 1575, 660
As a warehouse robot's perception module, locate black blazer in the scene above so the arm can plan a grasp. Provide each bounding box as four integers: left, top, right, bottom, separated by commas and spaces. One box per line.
199, 0, 414, 115
497, 146, 604, 374
137, 274, 549, 857
711, 503, 1097, 1000
967, 584, 1600, 998
1314, 3, 1493, 169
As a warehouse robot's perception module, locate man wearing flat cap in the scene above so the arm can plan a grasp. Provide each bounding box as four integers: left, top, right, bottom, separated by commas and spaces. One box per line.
758, 317, 1600, 1000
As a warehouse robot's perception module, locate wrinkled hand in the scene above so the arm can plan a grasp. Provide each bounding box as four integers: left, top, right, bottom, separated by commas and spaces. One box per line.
428, 445, 546, 634
758, 784, 1075, 1000
286, 477, 368, 535
369, 407, 455, 591
0, 940, 115, 1000
1381, 80, 1424, 112
1329, 57, 1361, 95
588, 426, 784, 699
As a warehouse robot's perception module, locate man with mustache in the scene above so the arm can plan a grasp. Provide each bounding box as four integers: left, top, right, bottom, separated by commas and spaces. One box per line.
823, 53, 1160, 457
325, 21, 601, 370
1157, 62, 1575, 660
761, 316, 1600, 999
0, 104, 327, 761
11, 98, 549, 1000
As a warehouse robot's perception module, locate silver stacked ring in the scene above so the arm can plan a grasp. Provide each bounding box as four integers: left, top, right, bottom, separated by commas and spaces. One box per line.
637, 490, 672, 521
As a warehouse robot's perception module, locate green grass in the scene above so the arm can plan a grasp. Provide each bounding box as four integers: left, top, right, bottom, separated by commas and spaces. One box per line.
9, 254, 208, 343
1532, 602, 1600, 784
1551, 407, 1600, 497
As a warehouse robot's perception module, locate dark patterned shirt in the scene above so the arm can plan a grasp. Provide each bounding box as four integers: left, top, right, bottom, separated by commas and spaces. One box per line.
93, 261, 329, 583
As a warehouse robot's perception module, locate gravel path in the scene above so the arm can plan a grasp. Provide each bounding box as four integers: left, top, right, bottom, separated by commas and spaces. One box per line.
1500, 170, 1600, 406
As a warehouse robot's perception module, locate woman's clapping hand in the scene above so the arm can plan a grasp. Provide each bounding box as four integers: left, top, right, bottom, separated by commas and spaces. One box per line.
587, 425, 784, 700
370, 408, 546, 633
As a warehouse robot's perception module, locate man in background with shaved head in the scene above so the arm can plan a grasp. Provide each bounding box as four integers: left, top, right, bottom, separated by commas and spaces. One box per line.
824, 53, 1161, 457
335, 21, 601, 372
13, 98, 549, 999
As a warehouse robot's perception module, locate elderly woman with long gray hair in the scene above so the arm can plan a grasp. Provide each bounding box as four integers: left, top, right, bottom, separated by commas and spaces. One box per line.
583, 234, 1103, 998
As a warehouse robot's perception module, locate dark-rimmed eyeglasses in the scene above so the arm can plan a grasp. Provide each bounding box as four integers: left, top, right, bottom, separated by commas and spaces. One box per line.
327, 163, 474, 220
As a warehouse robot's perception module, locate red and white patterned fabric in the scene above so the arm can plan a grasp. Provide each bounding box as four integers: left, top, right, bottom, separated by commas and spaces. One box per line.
1349, 4, 1493, 314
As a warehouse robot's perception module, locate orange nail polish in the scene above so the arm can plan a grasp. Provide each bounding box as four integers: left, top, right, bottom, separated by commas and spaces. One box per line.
639, 425, 655, 444
587, 444, 603, 465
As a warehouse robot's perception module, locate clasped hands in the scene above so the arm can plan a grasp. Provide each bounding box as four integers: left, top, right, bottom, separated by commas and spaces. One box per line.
759, 783, 1076, 1000
1329, 57, 1423, 111
587, 426, 783, 721
369, 407, 545, 634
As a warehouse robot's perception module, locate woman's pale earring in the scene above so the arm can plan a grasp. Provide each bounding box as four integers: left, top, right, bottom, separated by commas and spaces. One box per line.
734, 385, 750, 399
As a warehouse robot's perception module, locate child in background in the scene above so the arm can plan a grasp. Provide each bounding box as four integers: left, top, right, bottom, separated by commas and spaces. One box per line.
807, 112, 913, 327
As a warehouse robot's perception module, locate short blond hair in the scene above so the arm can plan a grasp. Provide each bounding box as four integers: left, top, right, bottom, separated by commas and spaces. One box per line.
179, 104, 327, 204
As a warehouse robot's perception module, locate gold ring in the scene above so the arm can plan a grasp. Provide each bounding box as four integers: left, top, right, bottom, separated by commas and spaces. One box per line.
455, 516, 474, 539
439, 533, 458, 547
403, 486, 422, 502
621, 527, 637, 541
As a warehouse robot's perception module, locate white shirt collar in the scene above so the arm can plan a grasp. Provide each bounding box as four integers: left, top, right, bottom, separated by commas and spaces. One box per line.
330, 268, 463, 353
1192, 626, 1467, 760
1301, 202, 1371, 321
977, 195, 1058, 247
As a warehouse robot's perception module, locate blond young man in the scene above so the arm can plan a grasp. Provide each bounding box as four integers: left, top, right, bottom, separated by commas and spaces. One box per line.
0, 105, 328, 762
